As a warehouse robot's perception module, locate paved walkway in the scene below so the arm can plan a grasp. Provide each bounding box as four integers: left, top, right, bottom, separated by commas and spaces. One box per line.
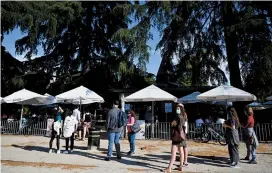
1, 135, 272, 173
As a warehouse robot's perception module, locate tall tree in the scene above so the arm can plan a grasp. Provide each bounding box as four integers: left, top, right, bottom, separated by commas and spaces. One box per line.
1, 1, 155, 96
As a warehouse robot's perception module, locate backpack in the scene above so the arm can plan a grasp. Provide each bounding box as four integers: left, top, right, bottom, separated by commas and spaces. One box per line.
131, 122, 141, 133
118, 110, 128, 128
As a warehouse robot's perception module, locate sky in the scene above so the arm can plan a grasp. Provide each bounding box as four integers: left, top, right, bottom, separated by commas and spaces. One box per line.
2, 27, 229, 84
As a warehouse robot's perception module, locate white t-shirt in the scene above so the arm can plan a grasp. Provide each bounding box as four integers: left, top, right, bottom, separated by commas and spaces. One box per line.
72, 108, 81, 123
63, 116, 77, 138
196, 118, 204, 127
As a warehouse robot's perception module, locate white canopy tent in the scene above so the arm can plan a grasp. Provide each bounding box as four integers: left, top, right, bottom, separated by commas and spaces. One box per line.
125, 84, 177, 102
56, 86, 104, 105
177, 91, 202, 104
197, 85, 257, 102
197, 85, 257, 119
266, 96, 272, 101
3, 89, 47, 128
125, 84, 177, 137
56, 86, 104, 114
0, 97, 4, 104
32, 93, 56, 106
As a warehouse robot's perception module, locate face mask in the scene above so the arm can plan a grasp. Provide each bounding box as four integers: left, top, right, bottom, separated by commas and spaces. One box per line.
176, 109, 181, 115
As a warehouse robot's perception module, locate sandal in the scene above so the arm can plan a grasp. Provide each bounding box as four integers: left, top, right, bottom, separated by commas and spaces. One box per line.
177, 166, 183, 172
164, 168, 171, 173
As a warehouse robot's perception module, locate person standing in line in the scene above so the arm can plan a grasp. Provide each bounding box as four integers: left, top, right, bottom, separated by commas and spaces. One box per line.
223, 107, 240, 168
165, 104, 186, 173
242, 107, 259, 164
49, 106, 63, 154
127, 110, 136, 156
180, 104, 189, 168
72, 105, 81, 139
105, 100, 122, 161
82, 109, 92, 141
63, 109, 77, 154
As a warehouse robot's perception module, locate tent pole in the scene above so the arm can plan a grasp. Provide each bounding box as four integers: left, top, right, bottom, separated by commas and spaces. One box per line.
19, 103, 24, 130
226, 100, 228, 120
151, 101, 154, 138
80, 98, 82, 114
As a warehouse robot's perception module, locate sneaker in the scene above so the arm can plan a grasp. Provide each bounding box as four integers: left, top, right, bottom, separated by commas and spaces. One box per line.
117, 156, 122, 160
56, 150, 61, 154
127, 151, 132, 155
232, 164, 240, 169
249, 160, 257, 164
48, 149, 53, 153
105, 157, 111, 161
70, 150, 73, 154
243, 157, 250, 160
183, 163, 188, 168
230, 162, 236, 166
63, 150, 69, 154
230, 163, 240, 168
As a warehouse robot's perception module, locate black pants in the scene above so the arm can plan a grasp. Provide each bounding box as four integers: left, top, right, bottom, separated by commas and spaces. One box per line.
49, 128, 61, 150
228, 143, 239, 163
65, 133, 75, 151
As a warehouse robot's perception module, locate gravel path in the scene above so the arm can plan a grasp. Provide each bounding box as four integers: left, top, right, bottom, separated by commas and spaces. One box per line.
1, 135, 272, 173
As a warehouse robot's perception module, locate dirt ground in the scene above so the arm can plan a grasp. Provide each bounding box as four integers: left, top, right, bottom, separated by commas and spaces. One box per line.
1, 135, 272, 173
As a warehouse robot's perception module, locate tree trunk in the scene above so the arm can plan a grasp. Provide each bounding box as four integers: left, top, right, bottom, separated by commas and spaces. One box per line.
222, 2, 243, 89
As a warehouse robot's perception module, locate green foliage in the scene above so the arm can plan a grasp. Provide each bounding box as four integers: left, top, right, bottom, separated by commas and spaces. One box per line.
1, 1, 272, 99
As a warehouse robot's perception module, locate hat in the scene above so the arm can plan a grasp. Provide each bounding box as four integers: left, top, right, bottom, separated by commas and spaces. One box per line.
177, 103, 184, 107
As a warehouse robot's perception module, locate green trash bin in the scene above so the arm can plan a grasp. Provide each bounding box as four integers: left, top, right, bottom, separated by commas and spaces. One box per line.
87, 129, 100, 150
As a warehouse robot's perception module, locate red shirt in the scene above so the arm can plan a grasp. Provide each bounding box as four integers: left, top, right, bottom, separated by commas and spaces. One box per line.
244, 115, 254, 128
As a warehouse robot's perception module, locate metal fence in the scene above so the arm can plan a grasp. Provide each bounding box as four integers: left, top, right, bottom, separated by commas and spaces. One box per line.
145, 122, 272, 142
1, 120, 47, 136
1, 120, 272, 142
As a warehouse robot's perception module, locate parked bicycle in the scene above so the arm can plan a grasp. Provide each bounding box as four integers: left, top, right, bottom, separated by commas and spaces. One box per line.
201, 125, 227, 146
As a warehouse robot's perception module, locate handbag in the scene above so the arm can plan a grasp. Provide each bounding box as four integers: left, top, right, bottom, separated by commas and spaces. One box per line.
131, 122, 141, 133
171, 120, 186, 142
171, 128, 186, 142
248, 135, 254, 144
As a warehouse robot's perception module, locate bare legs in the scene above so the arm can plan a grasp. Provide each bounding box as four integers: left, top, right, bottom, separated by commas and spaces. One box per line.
82, 125, 89, 140
183, 146, 188, 164
165, 145, 184, 172
78, 131, 82, 139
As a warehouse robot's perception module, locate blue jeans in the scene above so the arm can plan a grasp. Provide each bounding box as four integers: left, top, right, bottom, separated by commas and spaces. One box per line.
246, 128, 257, 161
128, 132, 136, 153
246, 143, 256, 161
107, 132, 121, 157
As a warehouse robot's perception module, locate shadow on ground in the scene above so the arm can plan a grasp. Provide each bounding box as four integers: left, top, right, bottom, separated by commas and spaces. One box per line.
10, 144, 166, 171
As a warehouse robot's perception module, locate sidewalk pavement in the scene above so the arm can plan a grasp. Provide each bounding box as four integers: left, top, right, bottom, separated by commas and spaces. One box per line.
1, 135, 272, 173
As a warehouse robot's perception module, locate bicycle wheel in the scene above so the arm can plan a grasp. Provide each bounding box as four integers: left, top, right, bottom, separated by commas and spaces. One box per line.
201, 132, 210, 143
218, 133, 227, 146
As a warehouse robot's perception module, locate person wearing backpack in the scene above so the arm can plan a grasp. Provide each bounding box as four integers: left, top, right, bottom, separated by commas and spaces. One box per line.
127, 110, 137, 156
105, 100, 126, 161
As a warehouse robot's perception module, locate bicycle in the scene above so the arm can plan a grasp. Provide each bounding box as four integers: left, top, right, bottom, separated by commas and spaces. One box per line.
201, 125, 227, 146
